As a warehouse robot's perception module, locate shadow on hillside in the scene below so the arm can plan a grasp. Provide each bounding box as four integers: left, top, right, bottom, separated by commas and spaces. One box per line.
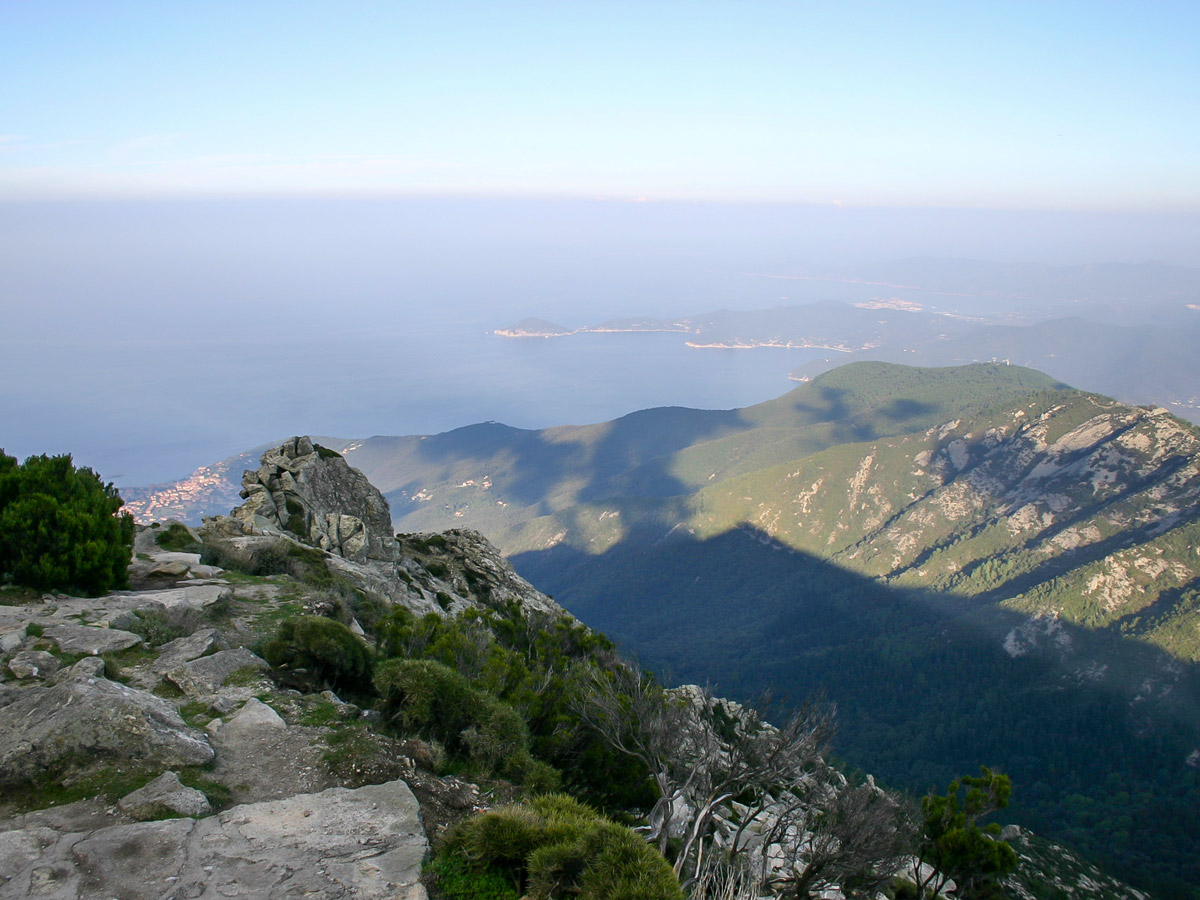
398, 383, 939, 514
512, 522, 1200, 895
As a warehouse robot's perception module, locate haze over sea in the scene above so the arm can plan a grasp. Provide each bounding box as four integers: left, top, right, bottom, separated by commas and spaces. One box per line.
5, 197, 1200, 487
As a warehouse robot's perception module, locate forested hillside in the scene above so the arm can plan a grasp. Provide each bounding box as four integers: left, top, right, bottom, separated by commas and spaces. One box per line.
122, 362, 1200, 896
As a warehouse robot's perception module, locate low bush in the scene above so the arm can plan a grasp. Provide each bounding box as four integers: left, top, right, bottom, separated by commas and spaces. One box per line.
125, 608, 191, 647
374, 657, 553, 783
261, 615, 375, 699
153, 522, 201, 553
444, 794, 682, 900
425, 851, 520, 900
0, 451, 133, 596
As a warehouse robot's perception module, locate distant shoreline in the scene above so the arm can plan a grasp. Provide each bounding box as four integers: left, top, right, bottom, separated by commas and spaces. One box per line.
494, 327, 859, 353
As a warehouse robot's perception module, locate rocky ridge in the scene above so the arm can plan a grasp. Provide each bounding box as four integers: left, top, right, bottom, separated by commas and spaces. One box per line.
0, 438, 569, 899
4, 434, 1148, 899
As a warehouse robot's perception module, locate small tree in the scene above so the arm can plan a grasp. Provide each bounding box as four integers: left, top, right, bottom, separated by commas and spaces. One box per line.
914, 767, 1017, 898
573, 665, 834, 883
765, 779, 914, 899
0, 451, 133, 595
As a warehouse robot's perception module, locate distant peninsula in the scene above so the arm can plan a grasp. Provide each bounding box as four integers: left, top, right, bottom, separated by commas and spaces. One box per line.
494, 316, 692, 338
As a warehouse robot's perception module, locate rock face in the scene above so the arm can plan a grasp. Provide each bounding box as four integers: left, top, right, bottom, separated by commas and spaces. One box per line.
0, 659, 214, 785
118, 771, 212, 820
165, 648, 268, 698
0, 778, 427, 899
229, 436, 397, 565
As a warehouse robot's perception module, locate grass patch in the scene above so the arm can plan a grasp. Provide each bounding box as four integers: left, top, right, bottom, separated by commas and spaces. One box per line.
179, 700, 219, 726
4, 762, 158, 814
154, 679, 187, 699
295, 698, 348, 727
224, 664, 268, 687
424, 851, 520, 900
177, 768, 233, 810
0, 585, 43, 606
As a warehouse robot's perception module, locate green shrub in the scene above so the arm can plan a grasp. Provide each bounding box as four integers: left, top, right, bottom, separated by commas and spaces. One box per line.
261, 615, 375, 699
445, 794, 682, 900
126, 608, 190, 647
153, 522, 201, 553
373, 658, 539, 779
425, 850, 520, 900
199, 538, 333, 586
0, 451, 133, 596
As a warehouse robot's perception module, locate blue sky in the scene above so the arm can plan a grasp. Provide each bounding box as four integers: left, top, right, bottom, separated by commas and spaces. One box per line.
2, 1, 1198, 209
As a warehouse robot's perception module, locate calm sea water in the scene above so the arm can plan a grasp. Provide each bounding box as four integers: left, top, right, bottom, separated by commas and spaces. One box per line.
4, 314, 827, 486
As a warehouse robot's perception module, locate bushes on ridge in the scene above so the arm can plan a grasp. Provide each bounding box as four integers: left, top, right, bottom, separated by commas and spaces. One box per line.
0, 451, 133, 595
434, 793, 683, 900
260, 615, 375, 700
373, 657, 554, 785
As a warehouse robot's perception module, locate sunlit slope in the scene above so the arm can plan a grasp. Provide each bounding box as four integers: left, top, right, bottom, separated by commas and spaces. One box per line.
369, 362, 1200, 662
691, 390, 1200, 659
371, 361, 1064, 543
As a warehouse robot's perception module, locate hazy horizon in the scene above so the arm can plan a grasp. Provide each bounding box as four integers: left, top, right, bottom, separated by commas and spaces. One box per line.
3, 2, 1199, 485
2, 195, 1198, 487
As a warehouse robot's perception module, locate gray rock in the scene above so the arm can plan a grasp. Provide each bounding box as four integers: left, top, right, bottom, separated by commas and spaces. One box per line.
148, 560, 190, 577
6, 650, 61, 680
222, 697, 287, 736
118, 771, 212, 820
0, 660, 213, 786
165, 648, 268, 697
0, 778, 428, 899
133, 583, 231, 614
61, 655, 106, 681
0, 624, 27, 653
151, 627, 223, 674
41, 623, 142, 655
226, 436, 399, 565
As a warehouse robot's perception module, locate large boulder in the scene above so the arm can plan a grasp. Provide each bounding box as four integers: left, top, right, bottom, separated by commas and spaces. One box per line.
41, 623, 142, 656
0, 778, 428, 899
118, 771, 212, 820
0, 659, 213, 786
224, 436, 397, 565
164, 648, 268, 698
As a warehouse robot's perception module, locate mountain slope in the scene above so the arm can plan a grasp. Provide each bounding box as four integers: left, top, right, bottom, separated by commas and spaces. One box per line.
124, 362, 1200, 896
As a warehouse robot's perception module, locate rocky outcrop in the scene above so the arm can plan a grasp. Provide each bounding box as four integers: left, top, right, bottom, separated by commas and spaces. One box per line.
164, 648, 269, 698
0, 658, 214, 785
118, 771, 212, 820
224, 436, 397, 565
0, 779, 427, 899
395, 529, 565, 619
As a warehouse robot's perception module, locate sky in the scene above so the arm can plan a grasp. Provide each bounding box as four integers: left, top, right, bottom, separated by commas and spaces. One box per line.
3, 1, 1200, 485
2, 0, 1199, 209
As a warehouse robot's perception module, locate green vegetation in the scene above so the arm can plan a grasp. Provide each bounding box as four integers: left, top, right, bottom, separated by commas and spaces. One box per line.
425, 852, 520, 900
436, 794, 682, 900
260, 615, 374, 700
518, 527, 1200, 899
125, 608, 194, 647
914, 768, 1017, 899
0, 450, 133, 595
257, 601, 651, 808
153, 521, 201, 553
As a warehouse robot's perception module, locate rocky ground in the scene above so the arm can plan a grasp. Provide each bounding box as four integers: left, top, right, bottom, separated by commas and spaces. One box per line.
0, 525, 500, 900
1, 436, 1156, 900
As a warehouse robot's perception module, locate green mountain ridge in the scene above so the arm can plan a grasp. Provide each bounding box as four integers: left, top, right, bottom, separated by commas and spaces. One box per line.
122, 361, 1200, 896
